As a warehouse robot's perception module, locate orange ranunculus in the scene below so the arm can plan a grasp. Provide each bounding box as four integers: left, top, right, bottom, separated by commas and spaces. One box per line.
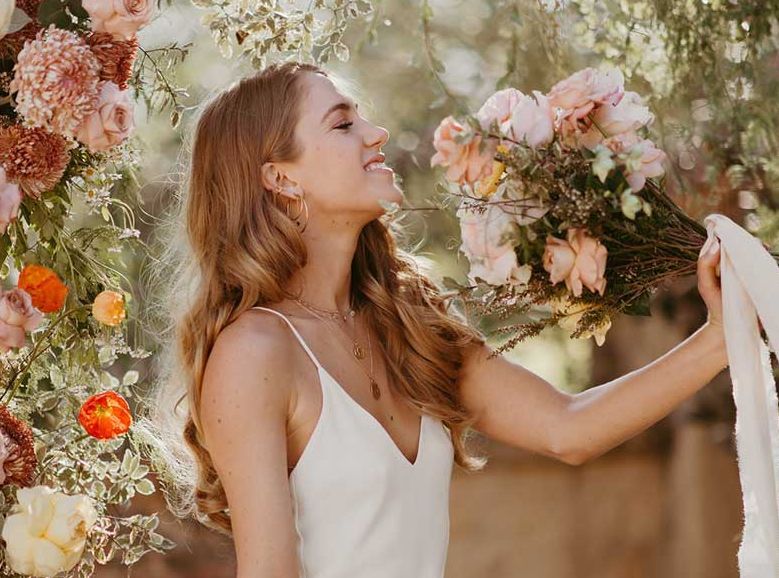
92, 290, 126, 326
78, 391, 132, 440
17, 264, 68, 313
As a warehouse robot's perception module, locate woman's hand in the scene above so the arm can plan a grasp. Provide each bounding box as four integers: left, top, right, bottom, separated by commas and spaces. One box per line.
697, 235, 723, 331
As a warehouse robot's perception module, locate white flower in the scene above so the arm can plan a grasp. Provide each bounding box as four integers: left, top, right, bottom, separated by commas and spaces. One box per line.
620, 190, 644, 220
1, 485, 99, 577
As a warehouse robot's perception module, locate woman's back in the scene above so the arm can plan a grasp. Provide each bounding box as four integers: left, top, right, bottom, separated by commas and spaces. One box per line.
201, 305, 455, 578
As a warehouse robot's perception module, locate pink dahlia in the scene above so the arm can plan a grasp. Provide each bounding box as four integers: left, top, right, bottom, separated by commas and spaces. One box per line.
0, 123, 71, 199
9, 25, 101, 138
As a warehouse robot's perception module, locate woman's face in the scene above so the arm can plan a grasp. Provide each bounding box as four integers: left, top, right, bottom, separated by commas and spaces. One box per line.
268, 72, 404, 223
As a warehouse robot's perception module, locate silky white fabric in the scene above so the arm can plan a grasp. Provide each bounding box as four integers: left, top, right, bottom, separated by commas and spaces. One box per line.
251, 306, 456, 578
703, 214, 779, 577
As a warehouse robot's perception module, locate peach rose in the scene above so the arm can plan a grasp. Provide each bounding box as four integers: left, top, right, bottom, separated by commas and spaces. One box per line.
91, 290, 126, 326
431, 116, 494, 185
0, 167, 22, 235
75, 81, 135, 152
509, 91, 555, 148
476, 88, 523, 135
579, 91, 653, 150
82, 0, 155, 41
457, 202, 531, 286
542, 235, 576, 286
547, 67, 624, 111
549, 67, 625, 146
543, 228, 608, 297
0, 288, 43, 352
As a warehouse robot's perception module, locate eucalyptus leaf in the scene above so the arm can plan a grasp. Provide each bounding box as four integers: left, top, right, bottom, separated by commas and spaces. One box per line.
135, 478, 155, 495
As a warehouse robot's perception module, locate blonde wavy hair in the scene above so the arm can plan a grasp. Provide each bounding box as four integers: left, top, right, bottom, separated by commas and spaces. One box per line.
135, 61, 488, 538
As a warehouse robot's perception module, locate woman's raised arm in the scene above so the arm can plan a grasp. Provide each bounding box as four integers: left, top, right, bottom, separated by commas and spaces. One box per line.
457, 236, 728, 466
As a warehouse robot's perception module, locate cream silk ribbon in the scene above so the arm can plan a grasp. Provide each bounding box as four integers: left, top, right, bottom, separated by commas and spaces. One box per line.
703, 213, 779, 577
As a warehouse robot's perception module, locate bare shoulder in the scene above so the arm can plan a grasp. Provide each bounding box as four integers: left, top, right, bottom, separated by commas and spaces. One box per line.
201, 308, 299, 422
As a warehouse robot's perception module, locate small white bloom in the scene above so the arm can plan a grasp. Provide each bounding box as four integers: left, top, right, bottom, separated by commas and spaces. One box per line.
592, 146, 616, 183
620, 190, 642, 220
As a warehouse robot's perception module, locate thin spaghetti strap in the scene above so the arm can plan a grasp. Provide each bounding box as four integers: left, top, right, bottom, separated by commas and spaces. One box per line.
250, 306, 322, 371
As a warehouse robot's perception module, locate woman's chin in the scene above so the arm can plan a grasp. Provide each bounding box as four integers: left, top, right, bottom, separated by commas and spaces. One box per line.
374, 187, 403, 211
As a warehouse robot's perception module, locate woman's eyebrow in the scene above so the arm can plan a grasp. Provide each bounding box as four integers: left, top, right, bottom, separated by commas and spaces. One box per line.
321, 100, 359, 124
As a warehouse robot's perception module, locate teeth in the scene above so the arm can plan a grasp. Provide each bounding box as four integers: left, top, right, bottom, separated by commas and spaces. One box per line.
365, 161, 388, 171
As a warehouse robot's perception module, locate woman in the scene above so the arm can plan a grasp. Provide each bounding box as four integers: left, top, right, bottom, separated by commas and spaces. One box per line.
147, 61, 726, 578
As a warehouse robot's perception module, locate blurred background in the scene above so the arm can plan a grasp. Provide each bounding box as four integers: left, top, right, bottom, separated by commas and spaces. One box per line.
97, 0, 779, 576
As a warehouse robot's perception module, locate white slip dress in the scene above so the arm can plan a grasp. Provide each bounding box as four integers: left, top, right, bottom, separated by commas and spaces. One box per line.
251, 306, 456, 578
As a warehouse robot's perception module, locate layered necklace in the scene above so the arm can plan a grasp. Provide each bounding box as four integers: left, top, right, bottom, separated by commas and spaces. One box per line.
293, 296, 382, 400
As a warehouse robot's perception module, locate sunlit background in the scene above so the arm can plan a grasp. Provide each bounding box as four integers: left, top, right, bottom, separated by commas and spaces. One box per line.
96, 0, 779, 576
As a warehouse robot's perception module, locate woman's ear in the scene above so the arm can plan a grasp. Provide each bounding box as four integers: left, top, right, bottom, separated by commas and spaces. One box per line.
260, 162, 300, 200
260, 161, 282, 194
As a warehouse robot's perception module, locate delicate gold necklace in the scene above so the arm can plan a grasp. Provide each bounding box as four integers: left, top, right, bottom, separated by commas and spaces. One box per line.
294, 296, 356, 322
295, 300, 381, 400
293, 297, 365, 359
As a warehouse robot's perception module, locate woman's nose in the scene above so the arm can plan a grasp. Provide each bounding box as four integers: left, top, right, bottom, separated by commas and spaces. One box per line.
366, 124, 389, 148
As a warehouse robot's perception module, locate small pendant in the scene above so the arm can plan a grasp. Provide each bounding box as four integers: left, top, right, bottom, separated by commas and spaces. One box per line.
370, 378, 381, 400
353, 342, 365, 359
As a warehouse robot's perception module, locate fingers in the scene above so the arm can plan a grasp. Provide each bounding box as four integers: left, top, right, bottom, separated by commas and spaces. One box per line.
699, 235, 714, 259
697, 237, 721, 294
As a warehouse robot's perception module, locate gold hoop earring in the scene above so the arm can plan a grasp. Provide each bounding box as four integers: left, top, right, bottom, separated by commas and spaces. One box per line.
277, 187, 309, 233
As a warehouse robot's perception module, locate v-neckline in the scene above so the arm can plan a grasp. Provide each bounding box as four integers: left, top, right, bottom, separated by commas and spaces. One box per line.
318, 366, 425, 468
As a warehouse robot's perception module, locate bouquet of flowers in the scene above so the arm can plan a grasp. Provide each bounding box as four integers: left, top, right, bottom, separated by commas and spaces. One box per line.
0, 1, 186, 576
430, 66, 779, 355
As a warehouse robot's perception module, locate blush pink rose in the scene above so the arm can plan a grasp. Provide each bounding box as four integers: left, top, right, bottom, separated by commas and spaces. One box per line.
82, 0, 155, 41
548, 67, 624, 111
476, 88, 523, 135
543, 228, 608, 297
0, 288, 43, 352
75, 81, 135, 152
579, 91, 653, 150
603, 131, 639, 154
542, 235, 576, 285
431, 116, 495, 185
0, 168, 22, 235
457, 202, 532, 286
549, 67, 625, 147
509, 91, 555, 148
602, 133, 666, 191
624, 139, 666, 192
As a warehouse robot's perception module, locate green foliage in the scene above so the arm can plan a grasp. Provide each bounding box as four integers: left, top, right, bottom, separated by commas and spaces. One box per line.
191, 0, 374, 69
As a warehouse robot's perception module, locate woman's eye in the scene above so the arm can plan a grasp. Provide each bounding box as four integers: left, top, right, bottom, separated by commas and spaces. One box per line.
336, 121, 353, 130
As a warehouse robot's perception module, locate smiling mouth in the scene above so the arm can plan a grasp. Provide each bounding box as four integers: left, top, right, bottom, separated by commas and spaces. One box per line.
364, 161, 393, 173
